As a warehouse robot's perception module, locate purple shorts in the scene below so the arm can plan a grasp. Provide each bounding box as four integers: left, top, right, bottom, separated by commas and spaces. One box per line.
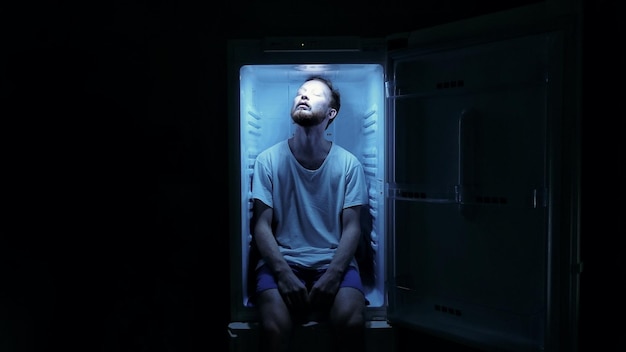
254, 263, 365, 297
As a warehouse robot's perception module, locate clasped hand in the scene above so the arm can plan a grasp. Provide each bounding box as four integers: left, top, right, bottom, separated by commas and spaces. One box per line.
277, 270, 340, 312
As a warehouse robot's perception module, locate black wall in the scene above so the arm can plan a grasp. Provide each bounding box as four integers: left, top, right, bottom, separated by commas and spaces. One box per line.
4, 1, 622, 351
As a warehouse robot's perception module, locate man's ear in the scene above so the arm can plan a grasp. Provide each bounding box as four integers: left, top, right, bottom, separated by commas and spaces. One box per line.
328, 108, 337, 120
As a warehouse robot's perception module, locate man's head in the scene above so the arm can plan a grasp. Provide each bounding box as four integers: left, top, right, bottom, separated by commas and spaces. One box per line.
291, 75, 341, 130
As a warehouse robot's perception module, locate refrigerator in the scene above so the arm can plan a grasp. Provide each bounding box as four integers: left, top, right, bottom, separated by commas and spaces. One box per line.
227, 2, 582, 351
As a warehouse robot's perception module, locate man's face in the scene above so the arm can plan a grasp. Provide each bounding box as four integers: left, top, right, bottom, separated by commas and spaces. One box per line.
291, 80, 333, 128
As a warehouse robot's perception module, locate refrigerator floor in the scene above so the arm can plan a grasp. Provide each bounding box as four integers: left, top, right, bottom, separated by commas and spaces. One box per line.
228, 320, 395, 352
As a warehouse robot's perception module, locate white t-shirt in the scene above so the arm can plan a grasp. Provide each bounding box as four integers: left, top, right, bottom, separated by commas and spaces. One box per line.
252, 140, 368, 270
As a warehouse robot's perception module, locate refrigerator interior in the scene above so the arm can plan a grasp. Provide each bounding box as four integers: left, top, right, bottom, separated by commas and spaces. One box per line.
236, 63, 387, 317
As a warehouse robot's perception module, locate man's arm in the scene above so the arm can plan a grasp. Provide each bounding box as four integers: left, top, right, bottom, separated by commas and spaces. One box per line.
252, 198, 309, 307
252, 199, 290, 276
326, 205, 362, 277
309, 204, 362, 307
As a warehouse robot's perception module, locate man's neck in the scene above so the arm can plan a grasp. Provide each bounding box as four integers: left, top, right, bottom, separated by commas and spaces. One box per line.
288, 131, 331, 170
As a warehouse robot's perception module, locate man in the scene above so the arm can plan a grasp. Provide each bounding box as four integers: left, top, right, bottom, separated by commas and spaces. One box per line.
251, 75, 368, 352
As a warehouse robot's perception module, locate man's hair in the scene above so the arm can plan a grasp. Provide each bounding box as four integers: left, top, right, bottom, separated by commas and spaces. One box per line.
305, 75, 341, 129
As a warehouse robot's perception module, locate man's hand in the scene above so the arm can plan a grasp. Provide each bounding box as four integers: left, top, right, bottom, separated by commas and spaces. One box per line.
308, 270, 341, 310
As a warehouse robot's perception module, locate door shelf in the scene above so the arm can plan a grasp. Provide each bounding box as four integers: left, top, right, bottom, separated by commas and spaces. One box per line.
388, 184, 547, 209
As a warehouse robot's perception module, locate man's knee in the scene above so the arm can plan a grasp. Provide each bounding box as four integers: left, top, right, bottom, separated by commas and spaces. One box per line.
329, 305, 365, 329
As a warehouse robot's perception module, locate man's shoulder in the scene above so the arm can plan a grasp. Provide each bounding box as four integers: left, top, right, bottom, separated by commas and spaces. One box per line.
331, 143, 360, 161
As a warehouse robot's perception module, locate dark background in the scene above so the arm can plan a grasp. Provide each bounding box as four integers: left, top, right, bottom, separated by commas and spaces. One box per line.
3, 0, 622, 351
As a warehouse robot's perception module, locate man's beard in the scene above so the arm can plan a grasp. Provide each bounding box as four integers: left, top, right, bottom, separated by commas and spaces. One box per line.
291, 109, 326, 127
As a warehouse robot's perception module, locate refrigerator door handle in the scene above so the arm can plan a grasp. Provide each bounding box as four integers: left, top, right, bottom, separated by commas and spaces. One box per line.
458, 108, 477, 215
